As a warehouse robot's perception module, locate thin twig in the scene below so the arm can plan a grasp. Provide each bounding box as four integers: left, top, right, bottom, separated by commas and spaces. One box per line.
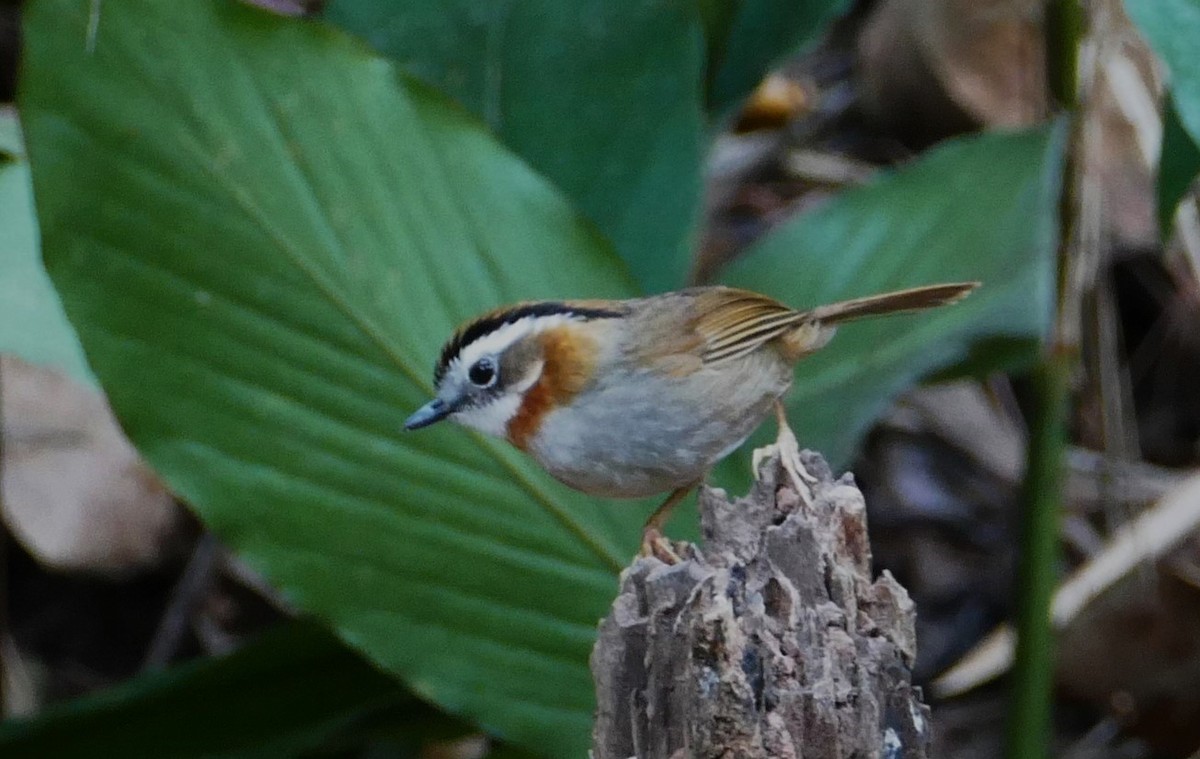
141, 531, 220, 671
0, 358, 7, 717
934, 471, 1200, 698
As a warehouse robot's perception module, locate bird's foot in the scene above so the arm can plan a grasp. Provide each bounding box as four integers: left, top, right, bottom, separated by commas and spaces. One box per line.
753, 410, 816, 505
639, 527, 682, 565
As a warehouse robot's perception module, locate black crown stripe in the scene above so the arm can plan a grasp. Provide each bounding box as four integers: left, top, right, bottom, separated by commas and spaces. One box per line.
434, 302, 623, 384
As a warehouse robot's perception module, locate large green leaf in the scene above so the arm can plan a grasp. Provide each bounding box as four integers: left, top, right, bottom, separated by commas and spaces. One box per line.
1127, 0, 1200, 147
1127, 0, 1200, 236
1159, 94, 1200, 233
705, 0, 851, 117
22, 1, 646, 755
0, 622, 460, 758
0, 109, 94, 385
718, 125, 1065, 467
324, 0, 705, 293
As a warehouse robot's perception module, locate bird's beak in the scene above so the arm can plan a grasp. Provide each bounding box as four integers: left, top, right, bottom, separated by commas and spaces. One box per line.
404, 398, 453, 430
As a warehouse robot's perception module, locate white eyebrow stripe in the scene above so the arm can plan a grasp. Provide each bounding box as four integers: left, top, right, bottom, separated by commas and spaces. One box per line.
449, 313, 581, 378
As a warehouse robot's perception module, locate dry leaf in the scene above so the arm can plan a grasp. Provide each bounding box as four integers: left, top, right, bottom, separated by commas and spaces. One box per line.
1, 355, 184, 574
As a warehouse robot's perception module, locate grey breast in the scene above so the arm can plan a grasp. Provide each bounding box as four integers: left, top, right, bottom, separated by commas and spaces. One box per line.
529, 295, 793, 498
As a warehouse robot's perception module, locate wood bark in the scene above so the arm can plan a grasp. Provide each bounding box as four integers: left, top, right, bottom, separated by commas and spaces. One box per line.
591, 449, 931, 759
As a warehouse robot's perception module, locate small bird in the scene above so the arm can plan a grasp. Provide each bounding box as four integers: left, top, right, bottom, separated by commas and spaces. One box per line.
405, 282, 978, 559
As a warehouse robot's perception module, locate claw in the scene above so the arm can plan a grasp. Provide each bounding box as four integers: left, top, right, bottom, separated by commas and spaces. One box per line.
640, 527, 681, 565
755, 401, 815, 505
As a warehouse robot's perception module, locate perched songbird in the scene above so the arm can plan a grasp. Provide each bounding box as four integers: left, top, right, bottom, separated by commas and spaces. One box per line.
405, 283, 978, 558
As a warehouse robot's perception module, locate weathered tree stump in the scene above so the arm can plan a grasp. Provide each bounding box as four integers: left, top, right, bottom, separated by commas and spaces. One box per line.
591, 448, 930, 759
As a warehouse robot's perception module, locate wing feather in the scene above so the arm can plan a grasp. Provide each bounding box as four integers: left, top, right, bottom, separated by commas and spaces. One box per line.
635, 282, 979, 369
690, 289, 803, 364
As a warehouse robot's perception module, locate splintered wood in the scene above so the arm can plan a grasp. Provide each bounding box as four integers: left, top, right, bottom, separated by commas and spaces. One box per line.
591, 449, 930, 759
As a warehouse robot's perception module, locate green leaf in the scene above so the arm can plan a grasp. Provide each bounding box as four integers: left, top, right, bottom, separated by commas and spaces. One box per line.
1127, 0, 1200, 236
1159, 93, 1200, 233
717, 125, 1065, 468
1, 107, 21, 160
706, 0, 851, 117
324, 0, 705, 293
22, 1, 646, 755
1127, 0, 1200, 147
0, 622, 456, 758
0, 108, 95, 385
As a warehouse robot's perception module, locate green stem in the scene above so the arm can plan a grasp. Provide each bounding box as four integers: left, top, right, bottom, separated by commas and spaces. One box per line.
1045, 0, 1083, 107
1005, 1, 1084, 756
1005, 353, 1069, 759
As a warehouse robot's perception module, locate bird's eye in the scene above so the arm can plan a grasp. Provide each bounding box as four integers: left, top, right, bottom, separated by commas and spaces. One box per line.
468, 358, 497, 387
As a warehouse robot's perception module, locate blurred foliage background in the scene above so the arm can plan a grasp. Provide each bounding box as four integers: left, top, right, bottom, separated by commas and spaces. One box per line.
0, 0, 1198, 757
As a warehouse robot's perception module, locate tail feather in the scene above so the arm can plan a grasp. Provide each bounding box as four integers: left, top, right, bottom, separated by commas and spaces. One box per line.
699, 281, 980, 364
805, 282, 979, 325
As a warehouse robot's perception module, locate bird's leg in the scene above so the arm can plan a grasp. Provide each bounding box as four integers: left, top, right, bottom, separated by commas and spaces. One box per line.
639, 482, 699, 564
751, 399, 816, 505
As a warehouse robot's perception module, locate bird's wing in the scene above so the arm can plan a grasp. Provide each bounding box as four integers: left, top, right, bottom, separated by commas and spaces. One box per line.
688, 287, 803, 363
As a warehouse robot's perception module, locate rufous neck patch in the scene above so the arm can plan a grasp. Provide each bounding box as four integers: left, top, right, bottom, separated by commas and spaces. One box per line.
506, 325, 597, 450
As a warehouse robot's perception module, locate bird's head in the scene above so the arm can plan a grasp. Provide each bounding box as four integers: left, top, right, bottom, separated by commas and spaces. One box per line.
404, 302, 622, 439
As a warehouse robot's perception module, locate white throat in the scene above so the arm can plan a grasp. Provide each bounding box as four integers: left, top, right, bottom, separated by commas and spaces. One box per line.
440, 313, 580, 441
450, 358, 545, 439
453, 394, 525, 438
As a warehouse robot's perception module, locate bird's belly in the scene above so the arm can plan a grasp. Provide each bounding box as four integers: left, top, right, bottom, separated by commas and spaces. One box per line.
525, 360, 790, 498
